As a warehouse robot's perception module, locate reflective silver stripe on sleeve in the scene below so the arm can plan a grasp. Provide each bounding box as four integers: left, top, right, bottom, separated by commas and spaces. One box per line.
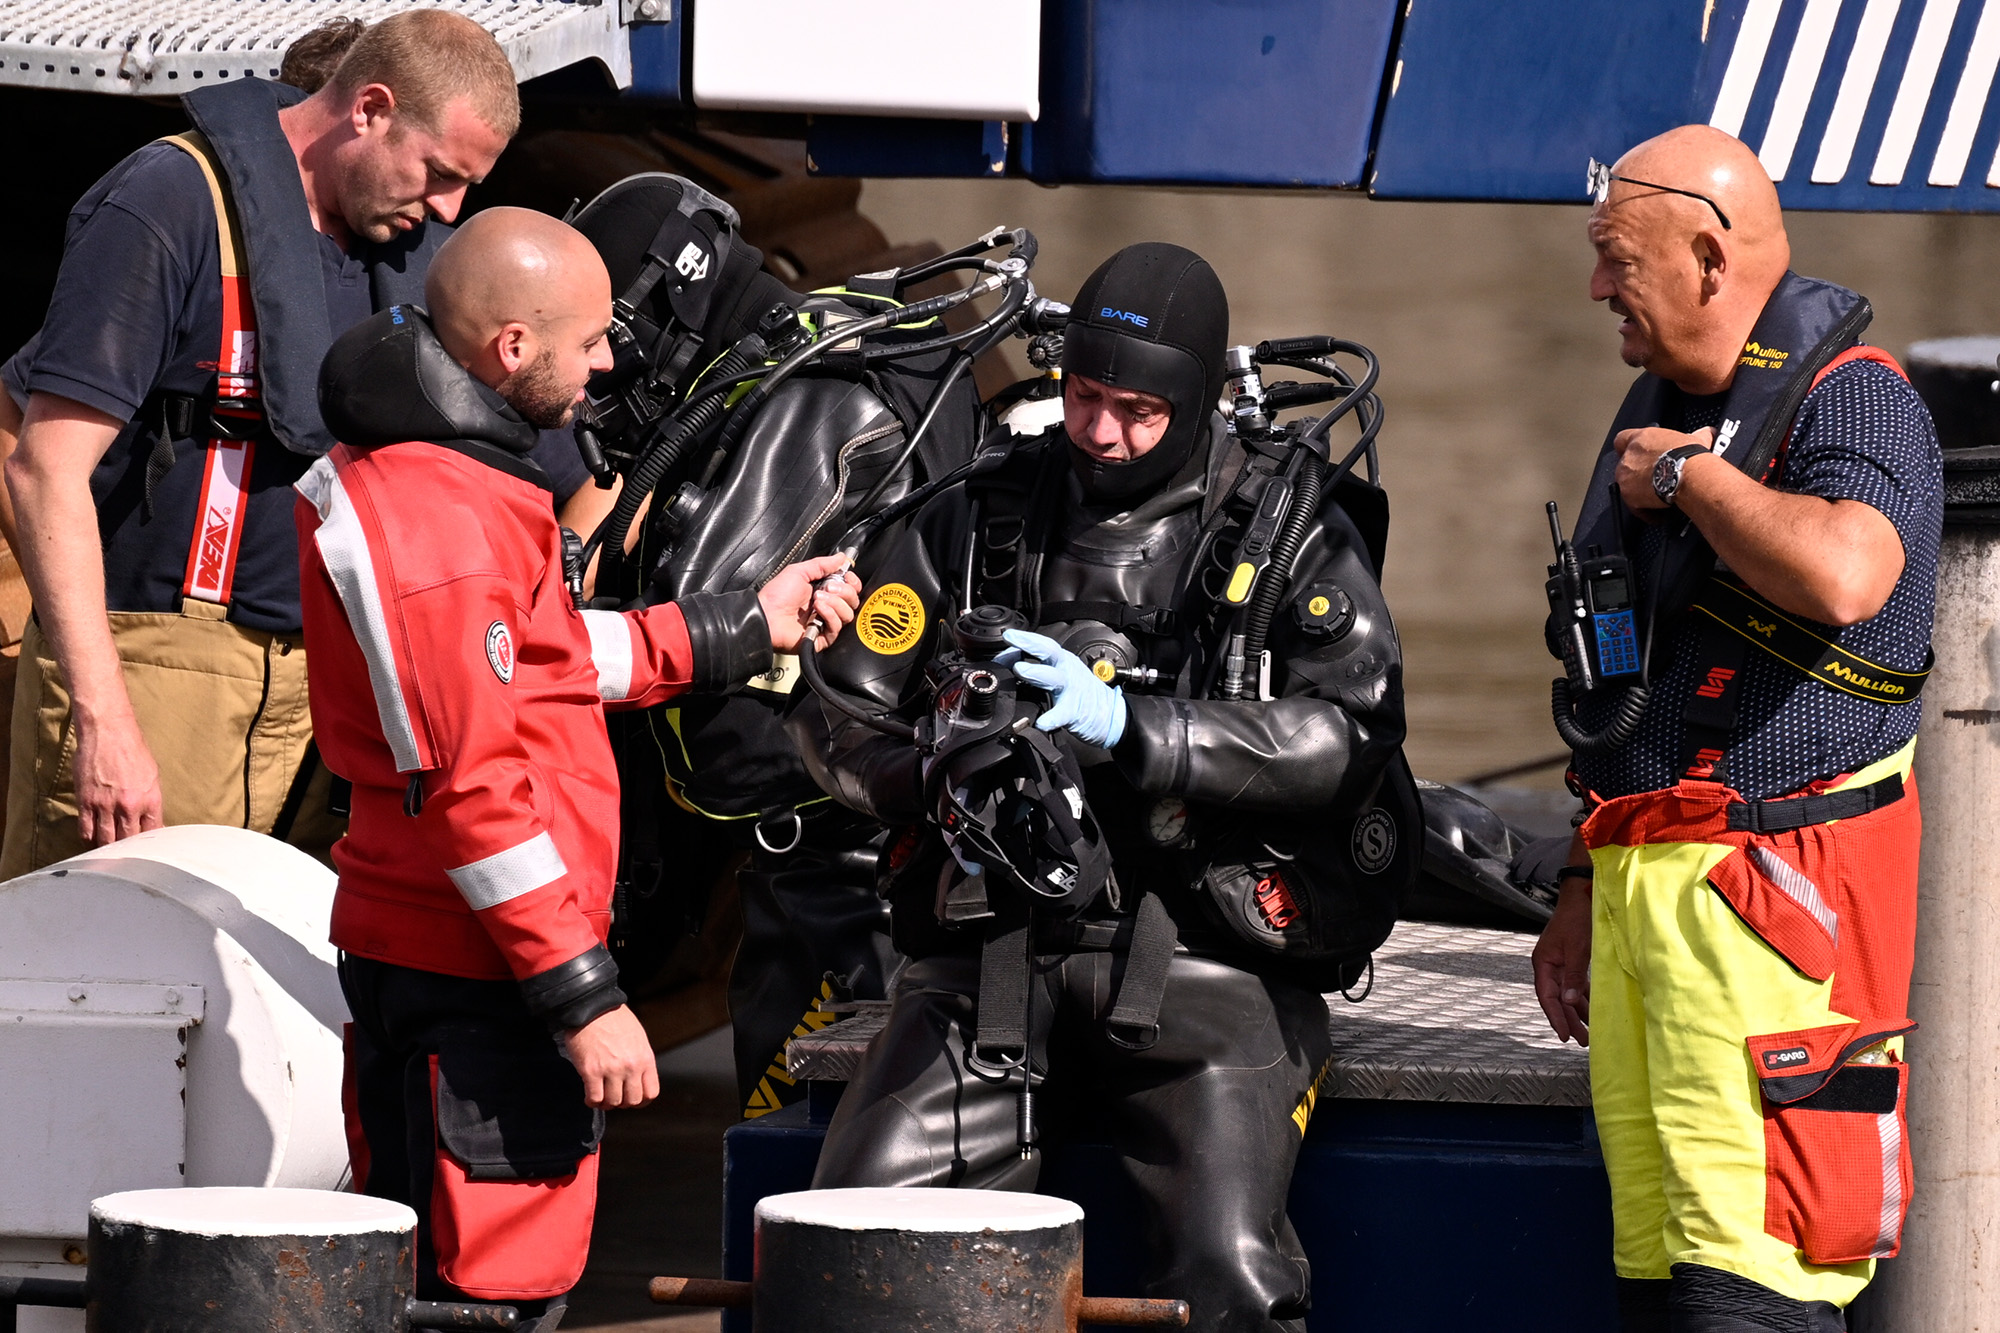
446, 831, 568, 911
1748, 845, 1840, 942
1874, 1109, 1904, 1256
298, 458, 423, 773
580, 608, 633, 702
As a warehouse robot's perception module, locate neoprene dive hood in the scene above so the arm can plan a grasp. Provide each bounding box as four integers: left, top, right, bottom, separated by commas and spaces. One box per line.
1060, 242, 1229, 502
318, 304, 540, 457
571, 172, 799, 394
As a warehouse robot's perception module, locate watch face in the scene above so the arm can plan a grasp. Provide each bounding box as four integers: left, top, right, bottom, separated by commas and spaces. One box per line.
1146, 798, 1190, 846
1652, 452, 1681, 504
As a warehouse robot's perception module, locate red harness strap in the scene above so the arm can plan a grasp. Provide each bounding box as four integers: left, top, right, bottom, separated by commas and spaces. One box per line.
162, 131, 261, 608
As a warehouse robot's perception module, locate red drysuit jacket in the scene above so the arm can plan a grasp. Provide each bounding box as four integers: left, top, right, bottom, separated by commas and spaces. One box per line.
295, 440, 760, 998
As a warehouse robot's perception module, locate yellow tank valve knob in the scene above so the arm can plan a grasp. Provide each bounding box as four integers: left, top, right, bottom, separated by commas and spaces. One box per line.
1092, 659, 1118, 683
1308, 595, 1331, 617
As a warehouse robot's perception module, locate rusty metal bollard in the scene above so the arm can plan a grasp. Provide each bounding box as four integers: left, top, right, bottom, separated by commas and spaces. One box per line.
649, 1187, 1188, 1331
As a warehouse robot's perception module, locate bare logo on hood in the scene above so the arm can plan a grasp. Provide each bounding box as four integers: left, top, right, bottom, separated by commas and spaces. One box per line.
675, 241, 710, 282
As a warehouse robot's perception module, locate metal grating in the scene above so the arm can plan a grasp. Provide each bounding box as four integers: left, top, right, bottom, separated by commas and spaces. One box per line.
0, 0, 629, 95
788, 922, 1591, 1109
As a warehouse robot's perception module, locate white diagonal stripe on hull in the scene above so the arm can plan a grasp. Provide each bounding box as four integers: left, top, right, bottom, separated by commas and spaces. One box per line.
1763, 0, 1848, 180
1816, 0, 1905, 181
1931, 0, 2000, 182
1873, 0, 1965, 183
1713, 0, 1787, 136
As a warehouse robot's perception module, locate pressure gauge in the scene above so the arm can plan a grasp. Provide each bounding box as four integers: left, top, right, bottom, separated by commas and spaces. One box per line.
1147, 798, 1190, 847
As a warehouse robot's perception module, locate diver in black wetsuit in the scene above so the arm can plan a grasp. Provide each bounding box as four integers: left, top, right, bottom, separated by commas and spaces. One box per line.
568, 174, 984, 1114
790, 242, 1422, 1332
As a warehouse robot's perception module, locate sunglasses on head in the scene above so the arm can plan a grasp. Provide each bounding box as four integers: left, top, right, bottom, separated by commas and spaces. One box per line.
1586, 158, 1732, 230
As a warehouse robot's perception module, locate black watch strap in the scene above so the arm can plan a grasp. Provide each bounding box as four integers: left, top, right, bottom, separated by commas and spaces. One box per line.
1654, 443, 1708, 506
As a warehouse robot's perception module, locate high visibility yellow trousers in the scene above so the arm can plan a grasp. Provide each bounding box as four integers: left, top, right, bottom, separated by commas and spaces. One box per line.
1584, 743, 1919, 1307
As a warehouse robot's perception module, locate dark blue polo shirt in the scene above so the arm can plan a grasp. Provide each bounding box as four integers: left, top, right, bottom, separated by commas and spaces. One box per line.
9, 142, 586, 634
1573, 357, 1942, 801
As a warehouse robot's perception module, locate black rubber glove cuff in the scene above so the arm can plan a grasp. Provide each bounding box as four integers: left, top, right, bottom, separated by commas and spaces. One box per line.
520, 944, 627, 1034
677, 588, 775, 693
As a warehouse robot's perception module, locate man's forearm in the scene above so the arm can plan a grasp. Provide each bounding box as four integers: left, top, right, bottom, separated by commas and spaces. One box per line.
1672, 452, 1902, 626
6, 400, 132, 722
0, 388, 25, 557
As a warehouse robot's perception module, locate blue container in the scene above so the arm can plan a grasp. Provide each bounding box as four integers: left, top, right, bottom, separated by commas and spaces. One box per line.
721, 1092, 1616, 1331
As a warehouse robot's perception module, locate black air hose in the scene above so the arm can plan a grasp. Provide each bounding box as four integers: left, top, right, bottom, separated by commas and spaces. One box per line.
585, 338, 765, 587
712, 280, 1006, 462
797, 638, 916, 740
1552, 679, 1650, 755
1241, 455, 1324, 674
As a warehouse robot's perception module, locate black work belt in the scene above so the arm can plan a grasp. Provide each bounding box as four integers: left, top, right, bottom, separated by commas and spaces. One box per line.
1726, 772, 1905, 833
1688, 577, 1930, 705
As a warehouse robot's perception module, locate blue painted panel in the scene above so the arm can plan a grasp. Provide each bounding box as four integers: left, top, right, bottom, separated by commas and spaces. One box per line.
1373, 0, 2000, 212
1371, 0, 1706, 202
806, 116, 1009, 178
719, 1096, 1618, 1330
624, 0, 685, 104
1698, 0, 2000, 212
1022, 0, 1400, 187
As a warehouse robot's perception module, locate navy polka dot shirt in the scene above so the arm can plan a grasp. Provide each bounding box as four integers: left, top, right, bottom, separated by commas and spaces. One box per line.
1573, 356, 1942, 801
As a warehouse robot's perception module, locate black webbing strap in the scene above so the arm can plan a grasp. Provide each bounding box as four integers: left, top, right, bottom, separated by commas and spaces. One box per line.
1036, 600, 1179, 635
1104, 892, 1177, 1051
1727, 771, 1904, 833
1677, 616, 1749, 782
974, 923, 1031, 1055
1689, 577, 1931, 704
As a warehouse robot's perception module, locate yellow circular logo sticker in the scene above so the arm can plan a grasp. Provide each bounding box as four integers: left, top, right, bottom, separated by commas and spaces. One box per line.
1091, 659, 1118, 682
1308, 595, 1331, 617
856, 583, 926, 656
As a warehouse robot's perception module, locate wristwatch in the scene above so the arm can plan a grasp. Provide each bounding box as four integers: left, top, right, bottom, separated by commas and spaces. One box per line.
1651, 443, 1709, 507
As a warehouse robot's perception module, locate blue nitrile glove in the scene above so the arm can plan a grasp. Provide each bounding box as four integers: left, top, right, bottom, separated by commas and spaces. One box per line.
997, 628, 1128, 748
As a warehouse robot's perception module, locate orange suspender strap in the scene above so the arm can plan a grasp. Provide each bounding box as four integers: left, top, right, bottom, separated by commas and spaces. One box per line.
1811, 343, 1908, 390
160, 132, 259, 608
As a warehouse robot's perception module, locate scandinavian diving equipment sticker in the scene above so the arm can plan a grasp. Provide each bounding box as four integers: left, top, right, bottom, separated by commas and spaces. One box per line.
856, 583, 925, 656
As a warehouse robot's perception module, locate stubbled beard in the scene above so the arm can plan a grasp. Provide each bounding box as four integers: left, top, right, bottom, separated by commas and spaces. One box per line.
499, 348, 577, 429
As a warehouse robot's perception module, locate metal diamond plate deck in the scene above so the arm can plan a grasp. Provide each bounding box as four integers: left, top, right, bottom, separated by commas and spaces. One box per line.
788, 922, 1591, 1108
1327, 920, 1589, 1107
0, 0, 628, 95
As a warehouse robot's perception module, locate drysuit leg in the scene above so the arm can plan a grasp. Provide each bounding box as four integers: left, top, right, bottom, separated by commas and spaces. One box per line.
340, 957, 601, 1324
731, 811, 897, 1116
811, 951, 1045, 1191
1085, 954, 1330, 1333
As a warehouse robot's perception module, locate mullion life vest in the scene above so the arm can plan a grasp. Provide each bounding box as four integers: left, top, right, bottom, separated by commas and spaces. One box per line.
1564, 273, 1929, 783
160, 131, 261, 609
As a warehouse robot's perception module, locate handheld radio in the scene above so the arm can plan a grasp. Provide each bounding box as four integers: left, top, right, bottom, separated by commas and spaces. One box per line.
1545, 498, 1641, 694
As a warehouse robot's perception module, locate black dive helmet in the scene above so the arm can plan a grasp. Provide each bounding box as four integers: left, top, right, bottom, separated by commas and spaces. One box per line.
569, 173, 799, 472
1060, 242, 1230, 502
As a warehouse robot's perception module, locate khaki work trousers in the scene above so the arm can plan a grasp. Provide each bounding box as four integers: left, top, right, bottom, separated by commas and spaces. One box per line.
0, 601, 341, 878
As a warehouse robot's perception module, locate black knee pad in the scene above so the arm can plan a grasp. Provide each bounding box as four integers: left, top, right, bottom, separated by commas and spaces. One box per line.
1669, 1263, 1846, 1333
1619, 1276, 1671, 1332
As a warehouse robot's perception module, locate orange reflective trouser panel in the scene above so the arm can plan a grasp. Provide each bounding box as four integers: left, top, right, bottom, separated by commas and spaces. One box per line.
1584, 741, 1918, 1308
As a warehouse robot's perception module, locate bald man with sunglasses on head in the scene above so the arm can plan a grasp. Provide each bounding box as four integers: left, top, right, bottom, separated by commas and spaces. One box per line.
1528, 126, 1940, 1333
